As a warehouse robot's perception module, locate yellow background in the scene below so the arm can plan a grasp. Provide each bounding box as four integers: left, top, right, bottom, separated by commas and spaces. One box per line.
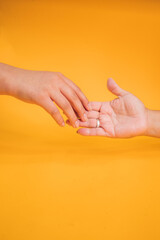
0, 0, 160, 239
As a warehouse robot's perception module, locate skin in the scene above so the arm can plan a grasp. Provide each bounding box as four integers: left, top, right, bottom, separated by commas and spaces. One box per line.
1, 63, 159, 138
0, 63, 90, 128
67, 78, 160, 138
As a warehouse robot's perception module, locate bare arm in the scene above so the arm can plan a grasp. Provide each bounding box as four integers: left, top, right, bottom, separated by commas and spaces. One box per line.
0, 62, 90, 127
146, 110, 160, 138
0, 62, 12, 95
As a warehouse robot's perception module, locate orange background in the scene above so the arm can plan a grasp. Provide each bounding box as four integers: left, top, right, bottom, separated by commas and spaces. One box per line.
0, 0, 160, 239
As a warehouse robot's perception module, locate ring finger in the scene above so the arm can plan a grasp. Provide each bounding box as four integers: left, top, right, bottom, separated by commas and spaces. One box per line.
51, 93, 79, 128
61, 86, 87, 122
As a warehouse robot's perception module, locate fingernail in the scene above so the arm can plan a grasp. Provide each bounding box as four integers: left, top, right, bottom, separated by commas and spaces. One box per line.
88, 103, 91, 110
84, 113, 87, 121
75, 120, 79, 128
61, 122, 65, 127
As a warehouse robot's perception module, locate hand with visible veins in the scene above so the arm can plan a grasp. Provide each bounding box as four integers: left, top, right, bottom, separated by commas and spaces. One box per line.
68, 78, 160, 138
0, 63, 90, 128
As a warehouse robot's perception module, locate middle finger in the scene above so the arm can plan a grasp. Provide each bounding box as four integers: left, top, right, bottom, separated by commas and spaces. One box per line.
61, 86, 87, 122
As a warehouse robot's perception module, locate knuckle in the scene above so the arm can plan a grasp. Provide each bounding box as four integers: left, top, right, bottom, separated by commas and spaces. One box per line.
50, 72, 61, 83
40, 90, 48, 98
36, 92, 47, 104
47, 71, 56, 80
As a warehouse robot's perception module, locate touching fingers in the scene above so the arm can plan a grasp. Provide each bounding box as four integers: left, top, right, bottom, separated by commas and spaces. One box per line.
61, 85, 87, 122
86, 110, 100, 119
66, 118, 97, 128
88, 102, 102, 111
66, 110, 100, 126
61, 75, 90, 111
74, 86, 90, 111
52, 93, 79, 128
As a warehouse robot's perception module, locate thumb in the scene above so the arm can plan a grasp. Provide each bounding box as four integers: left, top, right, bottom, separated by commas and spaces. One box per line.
107, 78, 127, 97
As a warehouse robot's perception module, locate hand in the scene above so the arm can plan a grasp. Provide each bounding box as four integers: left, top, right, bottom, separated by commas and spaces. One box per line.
71, 78, 148, 137
1, 63, 90, 127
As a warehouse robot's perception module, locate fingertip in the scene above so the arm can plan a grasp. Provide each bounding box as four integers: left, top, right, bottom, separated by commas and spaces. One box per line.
76, 90, 90, 111
77, 129, 82, 135
85, 105, 90, 111
108, 77, 114, 82
87, 102, 92, 111
61, 122, 65, 127
107, 77, 113, 82
87, 103, 92, 111
81, 100, 90, 112
107, 78, 125, 96
83, 113, 88, 121
52, 114, 65, 127
77, 128, 90, 136
66, 119, 79, 128
75, 120, 79, 128
84, 100, 91, 111
107, 77, 115, 89
57, 118, 65, 127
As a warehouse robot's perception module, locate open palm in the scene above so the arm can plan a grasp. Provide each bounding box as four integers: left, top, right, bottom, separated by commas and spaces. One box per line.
77, 78, 148, 137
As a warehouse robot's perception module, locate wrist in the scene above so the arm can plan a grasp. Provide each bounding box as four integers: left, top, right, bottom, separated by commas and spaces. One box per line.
145, 108, 150, 136
145, 109, 160, 137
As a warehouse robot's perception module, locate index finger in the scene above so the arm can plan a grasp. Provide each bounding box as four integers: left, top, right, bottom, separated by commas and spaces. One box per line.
61, 74, 90, 111
88, 102, 102, 111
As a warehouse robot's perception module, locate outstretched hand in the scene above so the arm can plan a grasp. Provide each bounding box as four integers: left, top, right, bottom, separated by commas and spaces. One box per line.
69, 78, 148, 138
0, 63, 89, 128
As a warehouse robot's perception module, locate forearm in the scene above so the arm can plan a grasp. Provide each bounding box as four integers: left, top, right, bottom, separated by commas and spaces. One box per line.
0, 62, 16, 95
0, 62, 28, 99
146, 109, 160, 138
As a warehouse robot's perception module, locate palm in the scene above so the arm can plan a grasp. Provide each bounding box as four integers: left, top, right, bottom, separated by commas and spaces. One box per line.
96, 94, 147, 137
77, 79, 147, 138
